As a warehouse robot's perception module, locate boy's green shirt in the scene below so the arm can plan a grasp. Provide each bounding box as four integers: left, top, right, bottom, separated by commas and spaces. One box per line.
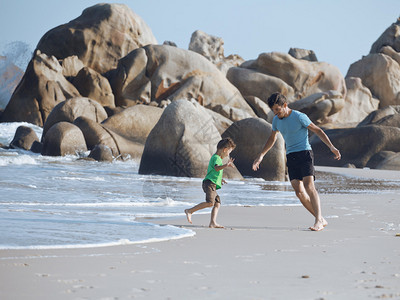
204, 154, 223, 189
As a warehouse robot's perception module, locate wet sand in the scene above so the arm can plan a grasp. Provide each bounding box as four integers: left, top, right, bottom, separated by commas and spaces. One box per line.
0, 166, 399, 299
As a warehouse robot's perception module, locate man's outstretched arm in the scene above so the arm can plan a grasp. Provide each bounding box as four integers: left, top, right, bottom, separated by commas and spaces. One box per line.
307, 123, 341, 160
252, 131, 278, 170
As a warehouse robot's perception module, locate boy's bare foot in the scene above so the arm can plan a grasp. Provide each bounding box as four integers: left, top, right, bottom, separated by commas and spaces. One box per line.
209, 223, 224, 228
184, 209, 192, 224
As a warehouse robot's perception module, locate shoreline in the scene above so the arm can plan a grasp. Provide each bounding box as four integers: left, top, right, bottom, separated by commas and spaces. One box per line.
1, 166, 400, 299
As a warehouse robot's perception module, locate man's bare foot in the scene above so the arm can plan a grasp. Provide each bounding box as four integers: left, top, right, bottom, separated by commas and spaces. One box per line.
185, 209, 192, 224
322, 218, 328, 227
310, 219, 325, 231
209, 223, 224, 228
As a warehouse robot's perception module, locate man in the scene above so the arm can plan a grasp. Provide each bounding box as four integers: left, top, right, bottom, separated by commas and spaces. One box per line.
252, 92, 341, 231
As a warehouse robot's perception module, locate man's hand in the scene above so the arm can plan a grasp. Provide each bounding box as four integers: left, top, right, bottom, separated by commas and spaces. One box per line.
330, 146, 341, 160
252, 155, 263, 171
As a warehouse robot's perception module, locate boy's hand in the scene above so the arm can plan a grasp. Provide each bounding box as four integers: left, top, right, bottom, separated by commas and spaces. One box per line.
226, 157, 235, 168
222, 179, 227, 185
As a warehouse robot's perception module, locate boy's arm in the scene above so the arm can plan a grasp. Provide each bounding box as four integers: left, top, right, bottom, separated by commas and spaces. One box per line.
214, 157, 235, 172
252, 131, 278, 171
307, 122, 341, 160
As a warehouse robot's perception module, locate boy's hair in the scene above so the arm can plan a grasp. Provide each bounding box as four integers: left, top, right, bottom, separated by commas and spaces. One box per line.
267, 92, 287, 108
217, 137, 236, 150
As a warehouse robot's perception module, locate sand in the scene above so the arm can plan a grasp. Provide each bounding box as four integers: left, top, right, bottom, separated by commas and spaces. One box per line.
1, 166, 399, 300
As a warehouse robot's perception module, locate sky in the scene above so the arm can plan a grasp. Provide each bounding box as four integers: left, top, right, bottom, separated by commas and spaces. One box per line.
0, 0, 399, 75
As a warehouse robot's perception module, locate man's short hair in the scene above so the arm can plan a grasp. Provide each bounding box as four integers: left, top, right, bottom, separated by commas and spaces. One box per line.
267, 92, 287, 108
217, 137, 236, 150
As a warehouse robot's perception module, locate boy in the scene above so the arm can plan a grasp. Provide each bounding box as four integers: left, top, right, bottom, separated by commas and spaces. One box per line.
252, 92, 341, 231
185, 137, 236, 228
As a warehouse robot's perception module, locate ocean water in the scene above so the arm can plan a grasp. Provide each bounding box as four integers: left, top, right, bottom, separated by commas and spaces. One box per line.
1, 122, 400, 250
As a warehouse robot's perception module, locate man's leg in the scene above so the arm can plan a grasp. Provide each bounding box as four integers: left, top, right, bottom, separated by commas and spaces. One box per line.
290, 177, 327, 231
302, 175, 326, 231
290, 179, 315, 215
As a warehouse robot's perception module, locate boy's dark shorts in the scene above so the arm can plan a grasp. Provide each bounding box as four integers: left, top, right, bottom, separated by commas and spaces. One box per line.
286, 150, 315, 181
202, 179, 221, 205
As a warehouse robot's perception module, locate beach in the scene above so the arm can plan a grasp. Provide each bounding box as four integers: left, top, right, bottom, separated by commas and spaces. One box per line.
1, 166, 399, 300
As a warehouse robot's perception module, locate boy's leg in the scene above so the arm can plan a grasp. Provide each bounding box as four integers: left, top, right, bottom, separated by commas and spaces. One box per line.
185, 202, 213, 224
209, 202, 224, 228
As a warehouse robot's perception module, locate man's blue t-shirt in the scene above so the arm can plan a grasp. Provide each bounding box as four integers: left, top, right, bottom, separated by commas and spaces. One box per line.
272, 110, 312, 154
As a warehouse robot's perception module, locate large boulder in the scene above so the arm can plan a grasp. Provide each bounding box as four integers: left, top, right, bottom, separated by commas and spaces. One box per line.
0, 51, 80, 126
42, 97, 108, 139
357, 105, 400, 128
329, 77, 379, 126
370, 18, 400, 54
109, 45, 255, 121
289, 91, 345, 125
222, 118, 286, 181
9, 126, 39, 150
358, 105, 400, 126
241, 52, 346, 100
139, 99, 242, 178
74, 117, 144, 159
88, 144, 114, 162
346, 53, 400, 108
188, 30, 244, 74
101, 104, 163, 144
226, 67, 295, 103
72, 67, 115, 107
61, 56, 85, 77
310, 125, 400, 168
288, 48, 318, 61
36, 3, 157, 74
244, 96, 273, 123
41, 122, 87, 156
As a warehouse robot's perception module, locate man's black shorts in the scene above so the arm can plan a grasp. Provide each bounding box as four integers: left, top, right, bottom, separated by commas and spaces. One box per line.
286, 150, 315, 181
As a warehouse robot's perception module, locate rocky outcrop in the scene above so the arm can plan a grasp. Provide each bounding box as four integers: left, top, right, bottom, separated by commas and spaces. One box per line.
329, 77, 379, 126
72, 67, 115, 107
346, 53, 400, 108
288, 48, 318, 61
73, 117, 144, 159
41, 122, 87, 156
370, 18, 400, 54
42, 97, 108, 139
241, 52, 346, 100
109, 45, 255, 120
289, 91, 345, 125
226, 67, 295, 104
244, 96, 273, 122
1, 51, 80, 126
88, 144, 114, 162
188, 30, 244, 74
139, 99, 242, 178
357, 105, 400, 127
61, 56, 85, 77
310, 125, 400, 168
101, 104, 163, 144
9, 126, 39, 150
36, 3, 157, 74
222, 118, 286, 181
